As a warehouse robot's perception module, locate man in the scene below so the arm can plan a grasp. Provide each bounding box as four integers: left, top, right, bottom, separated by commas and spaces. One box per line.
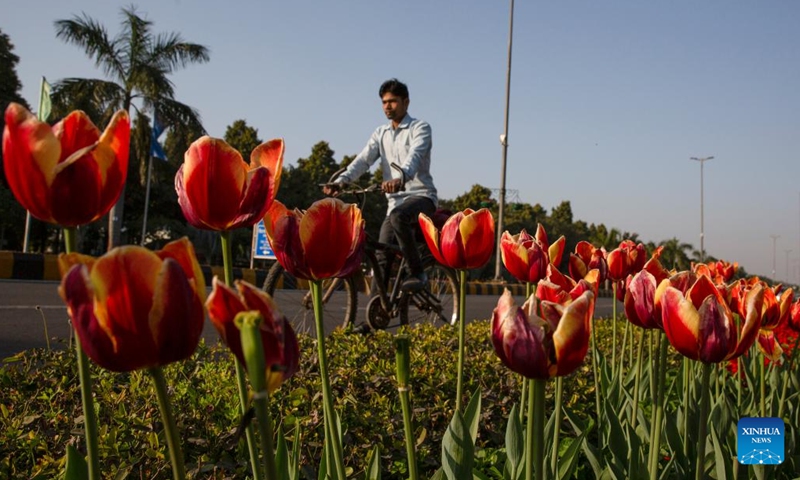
324, 78, 437, 292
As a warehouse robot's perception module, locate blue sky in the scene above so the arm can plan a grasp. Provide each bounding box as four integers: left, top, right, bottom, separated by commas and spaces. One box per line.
5, 1, 800, 281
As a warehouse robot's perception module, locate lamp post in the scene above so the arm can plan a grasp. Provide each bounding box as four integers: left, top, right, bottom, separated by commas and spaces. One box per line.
770, 234, 780, 281
690, 156, 714, 262
785, 249, 792, 283
494, 0, 515, 280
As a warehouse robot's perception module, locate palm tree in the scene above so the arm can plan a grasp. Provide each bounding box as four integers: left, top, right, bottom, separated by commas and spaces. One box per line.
658, 237, 694, 271
52, 6, 210, 248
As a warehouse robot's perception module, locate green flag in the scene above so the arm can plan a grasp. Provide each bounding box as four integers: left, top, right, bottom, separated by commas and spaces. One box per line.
38, 77, 52, 122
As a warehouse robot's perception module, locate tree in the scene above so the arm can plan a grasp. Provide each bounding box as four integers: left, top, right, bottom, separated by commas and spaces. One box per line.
52, 6, 210, 249
0, 28, 34, 250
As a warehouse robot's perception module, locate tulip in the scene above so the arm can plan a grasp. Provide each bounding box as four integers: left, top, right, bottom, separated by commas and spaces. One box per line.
492, 288, 594, 480
264, 198, 365, 280
3, 103, 130, 226
492, 289, 594, 379
756, 286, 794, 362
569, 241, 608, 284
607, 239, 647, 281
662, 274, 763, 364
790, 299, 800, 333
623, 248, 672, 330
206, 278, 299, 393
500, 229, 549, 284
419, 208, 495, 270
176, 136, 284, 231
58, 238, 205, 372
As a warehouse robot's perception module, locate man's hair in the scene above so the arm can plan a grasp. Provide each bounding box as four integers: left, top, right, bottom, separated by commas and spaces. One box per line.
379, 78, 409, 99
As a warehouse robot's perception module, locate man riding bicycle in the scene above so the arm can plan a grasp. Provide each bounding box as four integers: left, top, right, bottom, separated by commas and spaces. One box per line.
324, 78, 438, 293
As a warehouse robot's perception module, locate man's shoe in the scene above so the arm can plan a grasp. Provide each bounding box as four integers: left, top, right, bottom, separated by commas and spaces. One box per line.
401, 272, 428, 292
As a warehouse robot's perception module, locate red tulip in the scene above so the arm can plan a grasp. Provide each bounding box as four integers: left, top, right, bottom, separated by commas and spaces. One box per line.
206, 278, 299, 393
569, 241, 608, 284
790, 299, 800, 333
264, 198, 365, 280
500, 229, 548, 284
419, 208, 495, 270
607, 240, 647, 281
661, 274, 764, 364
176, 136, 283, 231
58, 238, 205, 372
3, 103, 130, 226
622, 249, 673, 330
755, 286, 794, 361
492, 288, 594, 379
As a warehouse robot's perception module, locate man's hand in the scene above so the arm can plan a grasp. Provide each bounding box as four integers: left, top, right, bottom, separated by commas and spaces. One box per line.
322, 183, 341, 197
381, 178, 403, 194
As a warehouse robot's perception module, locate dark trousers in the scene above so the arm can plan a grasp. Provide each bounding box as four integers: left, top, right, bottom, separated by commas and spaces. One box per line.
372, 196, 436, 293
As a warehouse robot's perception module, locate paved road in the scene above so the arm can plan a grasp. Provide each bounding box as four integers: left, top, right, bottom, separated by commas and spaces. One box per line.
0, 279, 617, 359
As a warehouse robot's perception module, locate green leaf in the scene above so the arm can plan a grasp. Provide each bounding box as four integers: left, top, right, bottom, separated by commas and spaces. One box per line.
429, 468, 445, 480
365, 444, 381, 480
442, 409, 474, 480
710, 424, 730, 480
505, 403, 523, 480
557, 430, 587, 480
63, 445, 88, 480
276, 425, 289, 480
463, 389, 482, 445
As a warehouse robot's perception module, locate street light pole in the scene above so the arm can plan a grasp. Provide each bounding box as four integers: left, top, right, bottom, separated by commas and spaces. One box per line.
690, 156, 714, 262
494, 0, 515, 280
770, 234, 780, 281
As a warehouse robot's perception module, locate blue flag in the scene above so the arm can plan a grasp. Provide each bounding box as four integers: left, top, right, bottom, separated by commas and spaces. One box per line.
150, 114, 167, 161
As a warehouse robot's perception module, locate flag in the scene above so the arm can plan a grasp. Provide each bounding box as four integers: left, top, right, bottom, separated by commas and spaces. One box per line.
38, 77, 52, 122
150, 113, 167, 161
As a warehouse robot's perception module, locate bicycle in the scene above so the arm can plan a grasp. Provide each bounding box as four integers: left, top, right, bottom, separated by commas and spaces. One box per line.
262, 175, 458, 332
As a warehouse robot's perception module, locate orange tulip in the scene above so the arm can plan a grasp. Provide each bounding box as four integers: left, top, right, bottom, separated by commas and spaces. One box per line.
206, 278, 299, 393
2, 103, 129, 226
790, 299, 800, 333
264, 198, 365, 280
492, 288, 594, 379
58, 238, 205, 372
500, 229, 548, 284
176, 136, 283, 231
419, 208, 495, 270
661, 274, 764, 364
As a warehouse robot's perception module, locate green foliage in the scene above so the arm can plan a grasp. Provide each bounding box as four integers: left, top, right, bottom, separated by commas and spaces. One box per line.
225, 120, 262, 161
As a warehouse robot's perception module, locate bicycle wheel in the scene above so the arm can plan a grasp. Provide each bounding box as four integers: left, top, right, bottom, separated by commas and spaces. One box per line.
262, 262, 359, 331
398, 264, 459, 326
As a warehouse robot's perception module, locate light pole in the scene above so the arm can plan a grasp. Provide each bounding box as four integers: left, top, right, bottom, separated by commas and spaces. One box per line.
494, 0, 515, 280
690, 156, 714, 262
770, 234, 780, 281
785, 249, 792, 283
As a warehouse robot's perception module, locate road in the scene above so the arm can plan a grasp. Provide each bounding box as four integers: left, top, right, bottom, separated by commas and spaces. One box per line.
0, 279, 617, 359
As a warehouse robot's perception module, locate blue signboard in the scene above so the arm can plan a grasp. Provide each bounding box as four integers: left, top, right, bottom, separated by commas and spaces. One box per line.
252, 220, 276, 260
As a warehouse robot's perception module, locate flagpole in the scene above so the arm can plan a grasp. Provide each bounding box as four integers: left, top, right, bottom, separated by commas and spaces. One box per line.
140, 154, 154, 246
23, 77, 52, 253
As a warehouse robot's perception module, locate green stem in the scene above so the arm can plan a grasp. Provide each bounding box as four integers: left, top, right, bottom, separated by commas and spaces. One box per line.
64, 227, 101, 480
395, 335, 418, 480
778, 335, 800, 419
238, 312, 278, 480
760, 356, 766, 418
682, 358, 690, 459
648, 331, 669, 480
630, 328, 645, 432
648, 330, 655, 410
550, 377, 563, 477
590, 315, 602, 444
612, 282, 618, 379
532, 379, 546, 480
520, 282, 534, 424
311, 281, 346, 480
525, 378, 535, 480
220, 231, 261, 479
618, 319, 629, 381
455, 269, 467, 412
149, 368, 186, 480
695, 363, 713, 480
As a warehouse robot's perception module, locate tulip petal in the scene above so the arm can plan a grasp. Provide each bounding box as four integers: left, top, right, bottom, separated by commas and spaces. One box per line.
624, 270, 660, 329
175, 165, 207, 229
549, 236, 565, 266
696, 294, 734, 363
553, 291, 593, 376
301, 198, 364, 280
460, 209, 495, 269
419, 213, 448, 267
183, 136, 248, 230
661, 286, 701, 361
440, 212, 467, 268
150, 258, 204, 366
157, 237, 206, 301
491, 290, 550, 379
756, 330, 783, 362
251, 138, 284, 202
3, 103, 60, 222
730, 284, 764, 360
206, 277, 248, 359
229, 166, 272, 229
